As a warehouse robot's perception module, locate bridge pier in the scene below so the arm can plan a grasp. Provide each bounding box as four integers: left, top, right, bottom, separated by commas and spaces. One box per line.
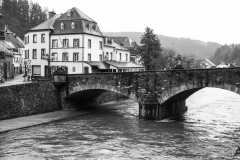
139, 95, 187, 120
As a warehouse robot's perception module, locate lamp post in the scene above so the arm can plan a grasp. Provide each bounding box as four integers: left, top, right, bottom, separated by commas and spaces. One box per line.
23, 60, 27, 81
44, 53, 52, 78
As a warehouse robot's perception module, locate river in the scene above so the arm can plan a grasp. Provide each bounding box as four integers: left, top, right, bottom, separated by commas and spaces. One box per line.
1, 87, 240, 160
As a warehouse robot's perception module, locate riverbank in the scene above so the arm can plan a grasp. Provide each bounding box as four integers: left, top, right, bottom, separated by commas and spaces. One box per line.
0, 110, 90, 133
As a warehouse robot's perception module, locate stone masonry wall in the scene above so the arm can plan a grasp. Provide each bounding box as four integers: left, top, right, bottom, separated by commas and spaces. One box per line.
0, 80, 61, 120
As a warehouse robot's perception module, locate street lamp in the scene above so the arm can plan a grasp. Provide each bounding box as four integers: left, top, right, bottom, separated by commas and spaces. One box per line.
23, 60, 27, 81
43, 53, 53, 78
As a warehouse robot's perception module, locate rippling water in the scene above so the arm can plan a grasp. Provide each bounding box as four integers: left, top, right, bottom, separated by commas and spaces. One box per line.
1, 87, 240, 160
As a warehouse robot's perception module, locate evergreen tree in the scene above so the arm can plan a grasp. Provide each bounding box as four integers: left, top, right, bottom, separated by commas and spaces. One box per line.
138, 27, 162, 70
0, 0, 48, 39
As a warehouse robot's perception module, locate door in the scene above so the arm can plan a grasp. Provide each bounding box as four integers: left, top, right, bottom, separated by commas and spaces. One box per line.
84, 67, 89, 74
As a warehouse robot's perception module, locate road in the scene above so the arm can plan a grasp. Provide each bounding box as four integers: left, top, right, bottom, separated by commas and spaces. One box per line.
0, 74, 32, 87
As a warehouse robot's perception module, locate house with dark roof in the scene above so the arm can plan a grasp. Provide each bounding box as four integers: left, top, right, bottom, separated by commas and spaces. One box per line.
106, 37, 142, 65
201, 59, 216, 68
0, 26, 24, 79
24, 7, 144, 77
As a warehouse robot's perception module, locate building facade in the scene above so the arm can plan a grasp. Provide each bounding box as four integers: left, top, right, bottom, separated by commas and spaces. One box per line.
24, 7, 145, 77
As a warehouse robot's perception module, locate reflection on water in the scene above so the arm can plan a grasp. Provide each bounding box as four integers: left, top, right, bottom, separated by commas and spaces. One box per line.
1, 87, 240, 159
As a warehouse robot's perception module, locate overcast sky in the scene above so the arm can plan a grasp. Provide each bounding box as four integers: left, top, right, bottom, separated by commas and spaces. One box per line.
32, 0, 240, 45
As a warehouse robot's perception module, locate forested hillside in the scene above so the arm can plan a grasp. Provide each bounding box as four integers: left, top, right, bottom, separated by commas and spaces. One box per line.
0, 0, 48, 39
210, 44, 240, 66
103, 32, 221, 59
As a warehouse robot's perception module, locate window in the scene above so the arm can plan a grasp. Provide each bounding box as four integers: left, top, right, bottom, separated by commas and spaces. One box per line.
99, 41, 102, 50
61, 23, 64, 29
99, 55, 102, 62
73, 53, 79, 61
33, 34, 37, 43
62, 52, 68, 61
63, 39, 69, 48
88, 39, 91, 48
33, 49, 37, 59
27, 35, 29, 44
52, 39, 58, 48
52, 53, 58, 61
88, 53, 91, 62
25, 50, 29, 59
110, 52, 113, 60
126, 53, 128, 61
72, 67, 76, 72
41, 49, 45, 59
119, 53, 122, 61
71, 22, 75, 29
106, 52, 109, 60
73, 39, 79, 48
41, 34, 45, 43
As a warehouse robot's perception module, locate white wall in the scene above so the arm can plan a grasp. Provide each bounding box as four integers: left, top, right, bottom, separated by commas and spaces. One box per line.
84, 34, 103, 62
25, 31, 50, 76
116, 49, 129, 62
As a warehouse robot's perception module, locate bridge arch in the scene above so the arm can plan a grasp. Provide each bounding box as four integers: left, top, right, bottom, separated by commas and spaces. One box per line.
158, 81, 240, 105
60, 83, 138, 109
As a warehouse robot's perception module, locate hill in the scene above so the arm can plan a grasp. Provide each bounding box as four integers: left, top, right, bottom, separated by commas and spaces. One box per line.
210, 44, 240, 66
103, 32, 221, 59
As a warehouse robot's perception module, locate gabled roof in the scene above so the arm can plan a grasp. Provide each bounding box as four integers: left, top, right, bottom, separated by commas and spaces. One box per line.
104, 40, 129, 51
30, 14, 61, 31
0, 41, 12, 56
216, 61, 228, 68
204, 59, 216, 66
104, 61, 145, 69
5, 34, 25, 48
107, 37, 135, 48
56, 7, 96, 23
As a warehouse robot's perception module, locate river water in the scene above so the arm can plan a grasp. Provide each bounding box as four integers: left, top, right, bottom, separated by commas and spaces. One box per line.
1, 87, 240, 160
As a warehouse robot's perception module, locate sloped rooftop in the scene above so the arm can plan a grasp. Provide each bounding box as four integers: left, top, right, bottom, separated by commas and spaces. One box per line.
56, 7, 96, 23
30, 14, 61, 31
204, 59, 216, 66
5, 34, 25, 48
107, 37, 135, 48
86, 61, 110, 69
52, 7, 102, 36
104, 61, 145, 69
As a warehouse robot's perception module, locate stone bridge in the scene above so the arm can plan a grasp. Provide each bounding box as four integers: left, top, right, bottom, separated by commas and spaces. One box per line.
54, 68, 240, 120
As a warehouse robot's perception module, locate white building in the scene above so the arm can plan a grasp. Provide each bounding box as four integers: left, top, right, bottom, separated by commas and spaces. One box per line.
24, 7, 145, 77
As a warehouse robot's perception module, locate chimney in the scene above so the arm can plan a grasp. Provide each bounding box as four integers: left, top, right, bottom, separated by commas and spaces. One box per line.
49, 11, 56, 19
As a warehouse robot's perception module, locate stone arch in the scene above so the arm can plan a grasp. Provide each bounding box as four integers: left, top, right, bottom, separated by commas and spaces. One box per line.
158, 81, 240, 105
60, 83, 138, 109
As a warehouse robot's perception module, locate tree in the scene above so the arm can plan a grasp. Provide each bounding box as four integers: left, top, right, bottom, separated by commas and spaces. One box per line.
155, 47, 177, 70
138, 27, 162, 70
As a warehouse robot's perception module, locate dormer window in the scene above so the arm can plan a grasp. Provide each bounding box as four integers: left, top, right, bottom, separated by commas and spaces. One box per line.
86, 23, 91, 30
93, 25, 98, 31
61, 23, 64, 29
71, 22, 75, 29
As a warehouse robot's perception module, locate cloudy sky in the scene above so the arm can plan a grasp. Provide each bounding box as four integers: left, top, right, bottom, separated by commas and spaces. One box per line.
32, 0, 240, 45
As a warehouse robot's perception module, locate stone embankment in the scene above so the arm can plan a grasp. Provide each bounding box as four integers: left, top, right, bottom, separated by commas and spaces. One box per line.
0, 80, 61, 120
